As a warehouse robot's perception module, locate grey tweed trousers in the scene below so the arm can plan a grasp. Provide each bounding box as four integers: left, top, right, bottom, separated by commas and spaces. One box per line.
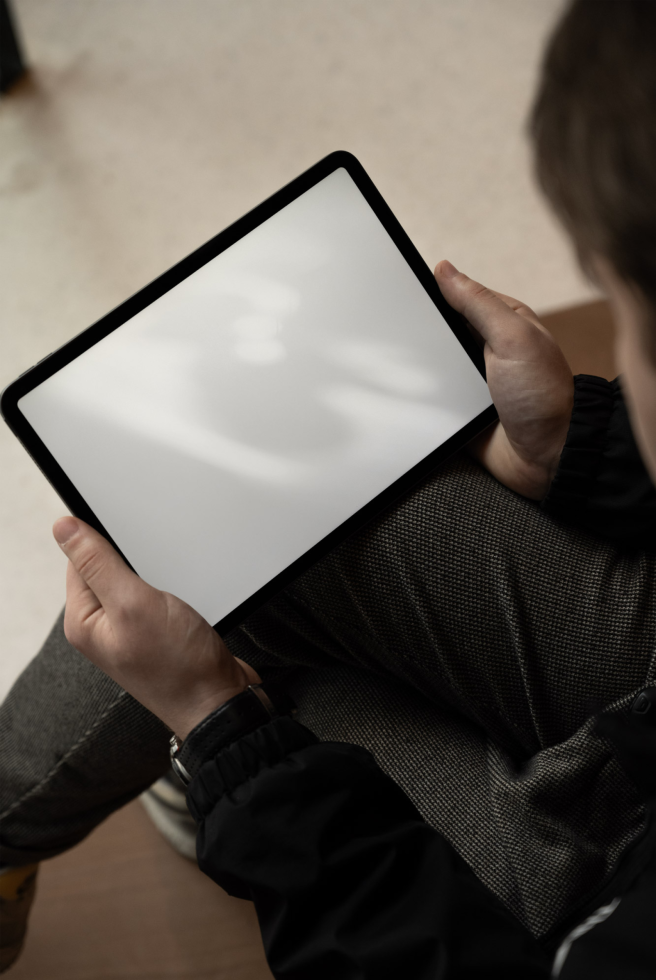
1, 457, 654, 939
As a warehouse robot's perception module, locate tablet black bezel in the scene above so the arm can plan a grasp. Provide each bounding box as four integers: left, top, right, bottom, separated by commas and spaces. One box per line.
1, 150, 497, 634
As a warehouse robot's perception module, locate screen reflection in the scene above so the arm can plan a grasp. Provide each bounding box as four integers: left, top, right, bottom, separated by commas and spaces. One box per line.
19, 168, 492, 625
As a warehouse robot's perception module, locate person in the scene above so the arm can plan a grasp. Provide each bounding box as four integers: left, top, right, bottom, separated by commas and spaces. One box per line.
2, 0, 656, 975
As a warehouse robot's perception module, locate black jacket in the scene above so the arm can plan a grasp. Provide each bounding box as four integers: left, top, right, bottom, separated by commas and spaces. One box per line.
186, 377, 656, 979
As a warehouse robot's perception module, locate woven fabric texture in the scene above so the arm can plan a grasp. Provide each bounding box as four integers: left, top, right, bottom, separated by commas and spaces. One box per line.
1, 456, 654, 938
226, 456, 656, 937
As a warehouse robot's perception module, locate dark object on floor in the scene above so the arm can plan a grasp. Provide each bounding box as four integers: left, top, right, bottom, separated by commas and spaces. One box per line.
0, 0, 25, 94
0, 864, 39, 974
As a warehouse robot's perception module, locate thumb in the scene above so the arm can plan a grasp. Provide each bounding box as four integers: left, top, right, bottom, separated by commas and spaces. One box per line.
53, 517, 142, 612
434, 260, 532, 346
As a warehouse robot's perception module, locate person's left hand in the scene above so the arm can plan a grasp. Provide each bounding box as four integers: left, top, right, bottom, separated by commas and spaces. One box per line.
434, 261, 574, 500
53, 516, 260, 739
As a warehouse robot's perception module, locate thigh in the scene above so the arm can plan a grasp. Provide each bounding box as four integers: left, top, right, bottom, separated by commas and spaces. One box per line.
227, 456, 656, 758
226, 457, 654, 937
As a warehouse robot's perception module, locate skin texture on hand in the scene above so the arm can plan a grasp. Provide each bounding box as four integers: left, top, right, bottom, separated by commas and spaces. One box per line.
434, 260, 574, 500
53, 516, 261, 739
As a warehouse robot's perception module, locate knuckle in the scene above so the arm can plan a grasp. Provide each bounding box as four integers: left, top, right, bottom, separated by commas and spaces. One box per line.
74, 546, 103, 582
465, 279, 491, 301
514, 301, 540, 324
116, 594, 139, 621
63, 616, 85, 654
116, 588, 149, 625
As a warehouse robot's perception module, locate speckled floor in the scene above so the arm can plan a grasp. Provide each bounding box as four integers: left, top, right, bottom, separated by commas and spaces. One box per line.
0, 0, 592, 698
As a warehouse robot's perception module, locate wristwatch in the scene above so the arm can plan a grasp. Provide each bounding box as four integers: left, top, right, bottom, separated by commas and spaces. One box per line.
170, 683, 296, 785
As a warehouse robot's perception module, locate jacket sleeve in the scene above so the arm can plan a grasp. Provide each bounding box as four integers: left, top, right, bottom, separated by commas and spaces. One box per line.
561, 693, 656, 980
541, 375, 656, 550
186, 716, 550, 980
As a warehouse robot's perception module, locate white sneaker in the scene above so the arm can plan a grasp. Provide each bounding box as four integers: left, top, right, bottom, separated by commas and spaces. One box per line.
140, 770, 197, 861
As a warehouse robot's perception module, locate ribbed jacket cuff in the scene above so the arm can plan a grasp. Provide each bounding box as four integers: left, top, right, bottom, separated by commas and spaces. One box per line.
542, 375, 614, 515
186, 716, 319, 822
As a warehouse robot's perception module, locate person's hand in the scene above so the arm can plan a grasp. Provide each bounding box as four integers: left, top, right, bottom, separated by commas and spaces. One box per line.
53, 516, 261, 739
434, 260, 574, 500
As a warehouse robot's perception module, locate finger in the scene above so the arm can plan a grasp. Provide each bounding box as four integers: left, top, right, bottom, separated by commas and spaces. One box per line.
489, 290, 543, 329
65, 558, 101, 620
63, 560, 103, 649
53, 517, 145, 613
434, 260, 538, 345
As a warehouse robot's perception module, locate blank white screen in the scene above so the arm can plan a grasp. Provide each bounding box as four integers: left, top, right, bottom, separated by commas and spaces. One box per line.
19, 168, 492, 626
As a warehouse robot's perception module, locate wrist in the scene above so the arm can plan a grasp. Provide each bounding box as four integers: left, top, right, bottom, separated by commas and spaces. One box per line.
470, 423, 566, 500
170, 682, 297, 784
163, 656, 262, 740
170, 682, 250, 740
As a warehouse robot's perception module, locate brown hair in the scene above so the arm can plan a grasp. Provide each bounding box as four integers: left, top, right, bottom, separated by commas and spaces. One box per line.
531, 0, 656, 310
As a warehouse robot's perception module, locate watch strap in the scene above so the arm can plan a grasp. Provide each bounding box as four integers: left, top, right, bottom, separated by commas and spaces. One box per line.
171, 683, 295, 784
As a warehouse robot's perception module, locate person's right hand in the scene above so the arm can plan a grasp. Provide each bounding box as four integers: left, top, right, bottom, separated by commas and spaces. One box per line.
434, 260, 574, 500
53, 516, 261, 740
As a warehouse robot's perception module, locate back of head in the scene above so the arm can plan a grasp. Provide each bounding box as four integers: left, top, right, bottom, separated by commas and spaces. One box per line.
531, 0, 656, 313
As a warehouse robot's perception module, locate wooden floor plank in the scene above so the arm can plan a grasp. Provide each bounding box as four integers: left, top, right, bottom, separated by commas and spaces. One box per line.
9, 800, 273, 980
541, 299, 616, 381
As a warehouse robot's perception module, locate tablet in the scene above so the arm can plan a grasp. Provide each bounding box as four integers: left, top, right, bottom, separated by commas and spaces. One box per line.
2, 152, 495, 633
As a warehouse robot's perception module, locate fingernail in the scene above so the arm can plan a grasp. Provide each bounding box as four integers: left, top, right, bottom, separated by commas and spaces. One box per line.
438, 260, 459, 279
53, 516, 79, 545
